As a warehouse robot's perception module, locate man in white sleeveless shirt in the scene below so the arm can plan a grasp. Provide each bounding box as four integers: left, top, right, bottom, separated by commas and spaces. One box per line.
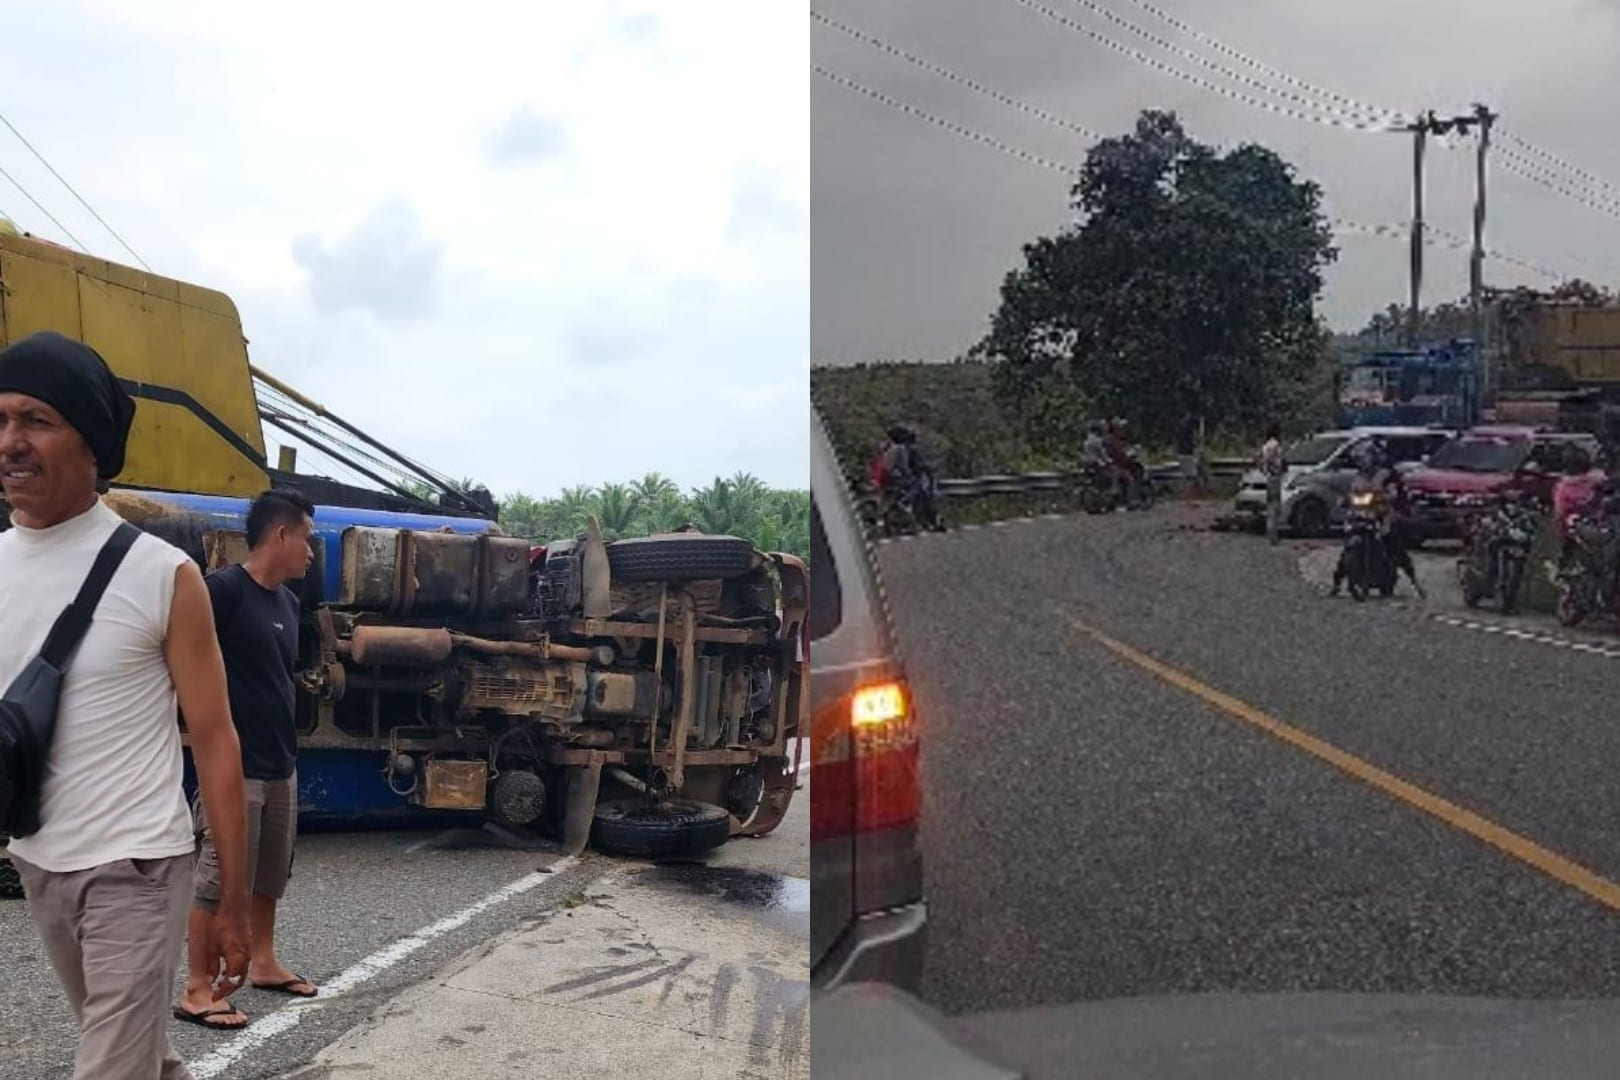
0, 331, 252, 1080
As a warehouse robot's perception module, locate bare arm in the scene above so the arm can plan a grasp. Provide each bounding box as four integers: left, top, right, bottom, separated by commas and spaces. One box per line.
164, 561, 251, 992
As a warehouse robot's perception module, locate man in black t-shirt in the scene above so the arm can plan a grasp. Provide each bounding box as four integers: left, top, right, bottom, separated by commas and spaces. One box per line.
176, 489, 317, 1029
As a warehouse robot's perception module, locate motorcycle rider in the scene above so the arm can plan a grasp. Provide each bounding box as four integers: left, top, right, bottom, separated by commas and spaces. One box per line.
868, 432, 893, 497
1104, 419, 1144, 503
1330, 441, 1426, 598
1081, 421, 1114, 498
878, 423, 941, 532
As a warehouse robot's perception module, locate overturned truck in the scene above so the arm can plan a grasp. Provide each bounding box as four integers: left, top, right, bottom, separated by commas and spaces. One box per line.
110, 489, 807, 858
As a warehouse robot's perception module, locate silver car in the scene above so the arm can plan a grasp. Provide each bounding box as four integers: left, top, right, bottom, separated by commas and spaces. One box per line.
1232, 426, 1455, 537
810, 410, 926, 993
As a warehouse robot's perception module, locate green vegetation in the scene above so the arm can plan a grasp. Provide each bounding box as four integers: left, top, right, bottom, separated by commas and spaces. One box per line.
811, 359, 1040, 485
980, 110, 1337, 453
426, 473, 809, 560
816, 111, 1347, 488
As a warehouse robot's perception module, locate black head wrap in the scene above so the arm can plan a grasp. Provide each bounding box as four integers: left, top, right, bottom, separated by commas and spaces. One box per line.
0, 331, 135, 479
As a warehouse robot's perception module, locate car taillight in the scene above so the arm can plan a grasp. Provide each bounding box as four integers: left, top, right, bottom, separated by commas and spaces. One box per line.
852, 683, 904, 727
851, 679, 920, 834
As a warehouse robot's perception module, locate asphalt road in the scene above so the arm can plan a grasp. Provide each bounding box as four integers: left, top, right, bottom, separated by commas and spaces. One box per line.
877, 504, 1620, 1017
0, 773, 807, 1079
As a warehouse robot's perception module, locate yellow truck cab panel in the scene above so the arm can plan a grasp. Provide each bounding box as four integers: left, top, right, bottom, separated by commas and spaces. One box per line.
0, 232, 269, 496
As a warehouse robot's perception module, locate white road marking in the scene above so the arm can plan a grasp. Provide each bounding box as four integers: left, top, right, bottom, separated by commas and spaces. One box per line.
187, 855, 581, 1078
1429, 614, 1620, 659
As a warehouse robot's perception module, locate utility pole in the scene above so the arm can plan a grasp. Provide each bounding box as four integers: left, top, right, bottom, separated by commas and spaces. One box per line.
1405, 113, 1431, 348
1399, 107, 1494, 351
1469, 103, 1497, 397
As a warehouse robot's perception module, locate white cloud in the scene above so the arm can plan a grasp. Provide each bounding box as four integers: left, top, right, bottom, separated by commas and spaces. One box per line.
291, 199, 445, 321
486, 106, 569, 167
0, 0, 807, 497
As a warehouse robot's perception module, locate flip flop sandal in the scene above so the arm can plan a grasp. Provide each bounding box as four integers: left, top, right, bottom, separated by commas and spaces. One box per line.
173, 1005, 250, 1030
252, 975, 318, 998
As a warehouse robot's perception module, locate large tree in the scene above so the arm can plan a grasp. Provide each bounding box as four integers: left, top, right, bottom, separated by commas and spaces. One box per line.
980, 110, 1337, 449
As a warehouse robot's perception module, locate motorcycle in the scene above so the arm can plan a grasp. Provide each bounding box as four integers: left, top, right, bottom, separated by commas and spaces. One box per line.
1553, 491, 1620, 626
879, 473, 943, 537
1079, 449, 1156, 514
1457, 495, 1540, 615
1341, 487, 1397, 601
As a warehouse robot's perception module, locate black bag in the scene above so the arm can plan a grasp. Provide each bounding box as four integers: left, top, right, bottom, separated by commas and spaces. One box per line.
0, 523, 140, 838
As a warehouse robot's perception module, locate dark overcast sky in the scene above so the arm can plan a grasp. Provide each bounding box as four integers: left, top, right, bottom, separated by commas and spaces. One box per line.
812, 0, 1620, 364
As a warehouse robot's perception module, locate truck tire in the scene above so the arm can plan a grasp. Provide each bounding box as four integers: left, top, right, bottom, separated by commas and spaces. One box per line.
0, 857, 21, 900
590, 798, 731, 857
606, 535, 757, 582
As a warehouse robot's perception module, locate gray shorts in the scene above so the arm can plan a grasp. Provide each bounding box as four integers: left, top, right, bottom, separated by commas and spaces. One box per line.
193, 772, 297, 910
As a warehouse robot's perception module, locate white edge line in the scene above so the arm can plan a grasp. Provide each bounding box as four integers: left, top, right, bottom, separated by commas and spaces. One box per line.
1431, 614, 1620, 659
188, 855, 580, 1078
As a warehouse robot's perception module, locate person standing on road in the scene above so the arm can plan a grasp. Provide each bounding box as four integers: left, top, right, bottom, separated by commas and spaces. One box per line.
1257, 424, 1287, 545
0, 330, 251, 1078
176, 488, 319, 1029
1176, 416, 1199, 494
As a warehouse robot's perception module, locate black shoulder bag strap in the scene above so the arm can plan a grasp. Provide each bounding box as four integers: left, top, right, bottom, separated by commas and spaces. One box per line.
38, 522, 143, 670
0, 522, 141, 837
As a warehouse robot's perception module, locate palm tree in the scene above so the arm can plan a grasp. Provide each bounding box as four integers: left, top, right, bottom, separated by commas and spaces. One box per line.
592, 483, 642, 540
637, 489, 693, 534
540, 484, 597, 539
689, 478, 741, 535
728, 471, 769, 505
498, 492, 547, 539
767, 489, 810, 557
631, 472, 680, 505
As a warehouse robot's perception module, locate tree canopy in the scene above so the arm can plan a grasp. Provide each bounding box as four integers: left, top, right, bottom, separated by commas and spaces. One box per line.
398, 472, 808, 561
978, 110, 1337, 452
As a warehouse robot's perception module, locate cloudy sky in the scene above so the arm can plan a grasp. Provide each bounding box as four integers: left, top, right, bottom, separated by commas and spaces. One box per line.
813, 0, 1620, 364
0, 0, 806, 498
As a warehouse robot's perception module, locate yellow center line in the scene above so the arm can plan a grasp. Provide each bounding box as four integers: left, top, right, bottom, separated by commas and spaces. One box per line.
1063, 611, 1620, 914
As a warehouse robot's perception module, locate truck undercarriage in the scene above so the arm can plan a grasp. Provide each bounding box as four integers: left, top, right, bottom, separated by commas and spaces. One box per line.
290, 521, 808, 854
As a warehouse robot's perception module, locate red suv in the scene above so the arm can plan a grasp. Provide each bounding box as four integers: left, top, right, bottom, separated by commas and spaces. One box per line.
1403, 426, 1604, 540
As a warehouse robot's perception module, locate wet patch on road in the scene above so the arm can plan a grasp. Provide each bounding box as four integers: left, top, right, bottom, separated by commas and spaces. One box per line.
634, 862, 810, 937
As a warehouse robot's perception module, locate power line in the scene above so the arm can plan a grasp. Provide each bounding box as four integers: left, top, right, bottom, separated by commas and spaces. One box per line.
814, 59, 1563, 277
812, 10, 1103, 140
1427, 224, 1565, 282
1061, 0, 1398, 127
1494, 146, 1620, 224
1121, 0, 1411, 125
1498, 128, 1620, 203
1005, 0, 1403, 134
0, 160, 87, 251
0, 109, 150, 271
818, 64, 1386, 254
1054, 2, 1608, 281
814, 65, 1082, 175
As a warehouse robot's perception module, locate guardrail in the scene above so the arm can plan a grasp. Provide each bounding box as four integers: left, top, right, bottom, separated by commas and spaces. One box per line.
933, 457, 1252, 499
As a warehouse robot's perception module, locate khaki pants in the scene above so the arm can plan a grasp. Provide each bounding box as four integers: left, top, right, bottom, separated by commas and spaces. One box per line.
13, 853, 193, 1080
